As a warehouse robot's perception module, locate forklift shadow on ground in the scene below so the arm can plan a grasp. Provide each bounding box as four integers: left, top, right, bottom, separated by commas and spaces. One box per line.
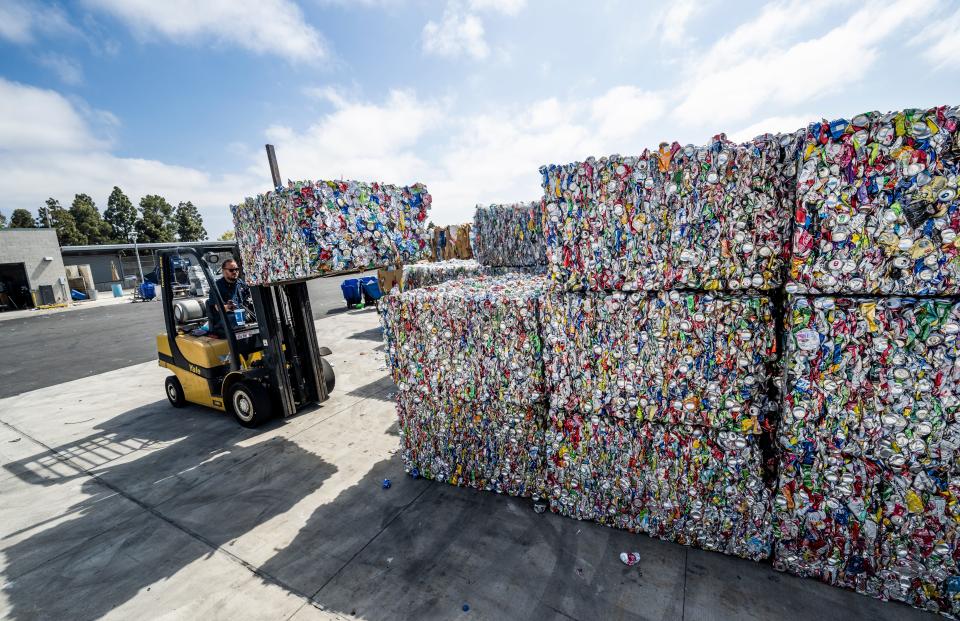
1, 400, 339, 620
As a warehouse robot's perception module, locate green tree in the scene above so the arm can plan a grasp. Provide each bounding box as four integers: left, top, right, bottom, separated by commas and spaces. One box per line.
218, 230, 236, 241
70, 194, 111, 244
48, 198, 85, 246
104, 186, 137, 242
136, 194, 176, 243
174, 201, 207, 241
10, 209, 35, 228
0, 212, 7, 228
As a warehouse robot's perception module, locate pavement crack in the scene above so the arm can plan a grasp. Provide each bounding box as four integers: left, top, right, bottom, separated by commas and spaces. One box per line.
542, 603, 581, 621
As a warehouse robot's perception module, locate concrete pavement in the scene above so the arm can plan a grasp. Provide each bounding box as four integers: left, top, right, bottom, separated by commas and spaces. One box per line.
0, 310, 936, 620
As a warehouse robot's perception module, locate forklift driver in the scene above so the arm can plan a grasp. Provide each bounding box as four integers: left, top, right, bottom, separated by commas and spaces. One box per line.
208, 258, 251, 338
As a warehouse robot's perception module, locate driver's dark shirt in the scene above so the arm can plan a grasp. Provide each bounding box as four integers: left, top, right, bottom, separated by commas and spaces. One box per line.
208, 277, 249, 336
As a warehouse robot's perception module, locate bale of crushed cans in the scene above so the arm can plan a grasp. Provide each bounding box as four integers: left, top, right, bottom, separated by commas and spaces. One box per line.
396, 393, 547, 497
472, 202, 548, 267
231, 179, 432, 285
779, 296, 960, 467
540, 133, 802, 292
401, 259, 483, 290
790, 105, 960, 296
540, 288, 777, 560
545, 414, 772, 561
379, 274, 548, 407
379, 274, 550, 497
542, 290, 778, 434
774, 294, 960, 615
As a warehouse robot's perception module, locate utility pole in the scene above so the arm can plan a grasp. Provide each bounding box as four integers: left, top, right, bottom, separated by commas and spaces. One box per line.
131, 231, 145, 283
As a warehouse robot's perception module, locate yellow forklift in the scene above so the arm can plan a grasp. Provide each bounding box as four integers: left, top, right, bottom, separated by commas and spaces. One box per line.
156, 146, 335, 427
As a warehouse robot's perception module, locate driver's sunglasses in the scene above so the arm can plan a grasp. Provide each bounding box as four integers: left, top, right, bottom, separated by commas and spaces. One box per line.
224, 268, 239, 273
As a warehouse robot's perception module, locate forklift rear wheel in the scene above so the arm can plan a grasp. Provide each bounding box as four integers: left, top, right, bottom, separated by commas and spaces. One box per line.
322, 357, 335, 393
226, 381, 273, 428
165, 376, 186, 408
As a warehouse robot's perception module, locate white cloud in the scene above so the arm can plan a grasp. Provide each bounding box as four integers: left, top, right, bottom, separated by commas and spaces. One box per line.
264, 89, 443, 185
673, 0, 933, 125
0, 78, 264, 237
422, 3, 489, 60
590, 86, 666, 141
0, 0, 78, 44
655, 0, 698, 44
0, 78, 104, 151
727, 114, 812, 143
316, 0, 403, 5
0, 0, 33, 43
914, 7, 960, 68
468, 0, 526, 15
37, 53, 84, 86
83, 0, 328, 63
429, 101, 596, 222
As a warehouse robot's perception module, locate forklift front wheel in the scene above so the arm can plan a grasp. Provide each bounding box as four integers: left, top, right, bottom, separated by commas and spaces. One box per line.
321, 357, 335, 394
226, 381, 273, 428
165, 376, 186, 408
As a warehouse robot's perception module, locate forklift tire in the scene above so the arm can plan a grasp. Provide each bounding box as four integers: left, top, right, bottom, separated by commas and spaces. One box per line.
321, 357, 335, 394
165, 376, 187, 408
226, 381, 273, 428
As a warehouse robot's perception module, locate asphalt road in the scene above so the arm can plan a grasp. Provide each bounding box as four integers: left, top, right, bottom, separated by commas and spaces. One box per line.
0, 271, 376, 398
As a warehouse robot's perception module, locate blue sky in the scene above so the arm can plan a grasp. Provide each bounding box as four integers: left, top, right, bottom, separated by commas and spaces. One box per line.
0, 0, 958, 238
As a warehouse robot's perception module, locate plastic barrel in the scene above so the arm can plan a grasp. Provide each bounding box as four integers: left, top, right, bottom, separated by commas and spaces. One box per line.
340, 279, 363, 305
360, 276, 382, 303
112, 284, 123, 297
139, 282, 156, 300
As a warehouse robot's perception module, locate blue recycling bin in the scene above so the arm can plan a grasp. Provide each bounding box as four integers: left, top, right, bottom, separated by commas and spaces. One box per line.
340, 278, 363, 307
138, 282, 156, 300
360, 276, 382, 303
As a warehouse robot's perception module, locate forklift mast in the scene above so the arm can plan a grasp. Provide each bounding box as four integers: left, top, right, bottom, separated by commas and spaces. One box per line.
254, 144, 329, 416
250, 282, 328, 417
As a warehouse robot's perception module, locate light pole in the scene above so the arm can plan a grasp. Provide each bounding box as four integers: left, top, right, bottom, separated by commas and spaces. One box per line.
131, 231, 145, 284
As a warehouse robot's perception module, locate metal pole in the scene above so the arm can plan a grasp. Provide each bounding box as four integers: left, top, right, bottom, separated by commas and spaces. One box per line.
131, 233, 145, 283
266, 144, 282, 189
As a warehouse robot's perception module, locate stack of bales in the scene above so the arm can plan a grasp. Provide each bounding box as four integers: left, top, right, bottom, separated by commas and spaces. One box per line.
539, 133, 801, 560
774, 105, 960, 615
